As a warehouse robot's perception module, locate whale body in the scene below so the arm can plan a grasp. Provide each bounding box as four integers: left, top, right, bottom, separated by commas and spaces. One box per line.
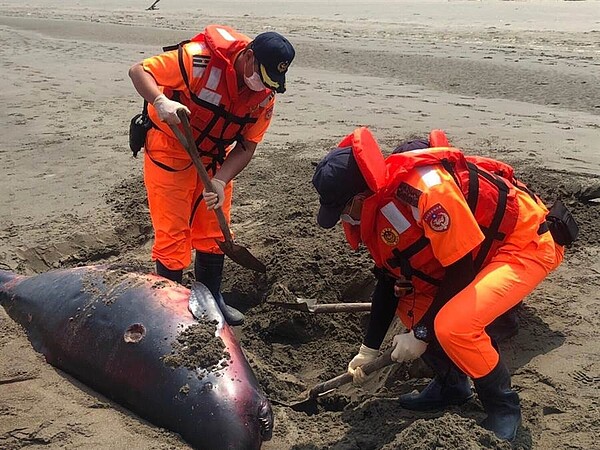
0, 265, 272, 449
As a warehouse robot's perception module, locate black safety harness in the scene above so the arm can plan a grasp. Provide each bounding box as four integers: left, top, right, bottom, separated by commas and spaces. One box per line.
386, 159, 515, 286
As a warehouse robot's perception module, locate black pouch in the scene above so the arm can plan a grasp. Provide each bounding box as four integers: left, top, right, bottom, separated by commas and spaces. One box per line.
129, 102, 152, 158
546, 199, 579, 246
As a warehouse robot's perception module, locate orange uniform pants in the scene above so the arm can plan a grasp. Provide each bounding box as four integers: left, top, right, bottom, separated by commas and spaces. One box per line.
397, 221, 564, 380
434, 229, 563, 378
143, 129, 233, 270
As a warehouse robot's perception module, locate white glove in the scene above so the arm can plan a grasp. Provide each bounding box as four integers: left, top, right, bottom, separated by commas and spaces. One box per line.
347, 344, 379, 385
391, 330, 428, 363
203, 178, 226, 210
153, 94, 191, 125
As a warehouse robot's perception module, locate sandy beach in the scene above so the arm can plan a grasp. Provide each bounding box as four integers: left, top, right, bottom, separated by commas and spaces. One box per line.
1, 1, 599, 449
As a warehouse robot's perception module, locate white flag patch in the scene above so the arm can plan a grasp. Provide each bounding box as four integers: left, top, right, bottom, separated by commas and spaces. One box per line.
381, 202, 411, 235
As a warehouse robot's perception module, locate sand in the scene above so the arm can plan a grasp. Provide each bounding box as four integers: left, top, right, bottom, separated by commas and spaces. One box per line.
1, 1, 599, 449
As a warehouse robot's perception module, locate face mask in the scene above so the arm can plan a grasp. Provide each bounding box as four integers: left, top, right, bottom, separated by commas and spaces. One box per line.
245, 71, 267, 91
244, 53, 268, 91
340, 214, 360, 226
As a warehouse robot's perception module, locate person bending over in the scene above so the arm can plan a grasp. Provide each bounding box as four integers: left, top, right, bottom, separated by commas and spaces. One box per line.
312, 127, 571, 441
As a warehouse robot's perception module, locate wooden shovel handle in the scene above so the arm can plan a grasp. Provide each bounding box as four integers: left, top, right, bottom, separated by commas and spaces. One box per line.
308, 347, 394, 398
312, 303, 372, 313
169, 111, 233, 243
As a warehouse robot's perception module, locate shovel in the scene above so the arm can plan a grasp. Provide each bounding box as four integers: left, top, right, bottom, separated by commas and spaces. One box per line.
269, 297, 371, 313
271, 347, 394, 414
169, 110, 266, 273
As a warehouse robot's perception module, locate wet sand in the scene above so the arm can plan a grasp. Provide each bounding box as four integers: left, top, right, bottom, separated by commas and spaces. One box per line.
1, 1, 599, 449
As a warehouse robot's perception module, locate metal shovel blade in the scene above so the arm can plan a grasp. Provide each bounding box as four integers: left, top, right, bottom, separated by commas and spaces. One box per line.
216, 239, 266, 273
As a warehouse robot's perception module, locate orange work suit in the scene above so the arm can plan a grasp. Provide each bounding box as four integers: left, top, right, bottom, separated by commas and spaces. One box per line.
343, 128, 564, 379
370, 166, 564, 378
141, 25, 275, 270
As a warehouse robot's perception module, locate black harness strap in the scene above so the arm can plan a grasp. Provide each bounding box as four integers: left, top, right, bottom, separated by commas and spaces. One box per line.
441, 160, 510, 271
465, 162, 479, 212
145, 150, 193, 173
387, 240, 442, 287
175, 44, 258, 168
471, 167, 509, 270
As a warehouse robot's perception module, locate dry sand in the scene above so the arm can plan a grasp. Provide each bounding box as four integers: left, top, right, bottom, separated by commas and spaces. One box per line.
1, 1, 599, 449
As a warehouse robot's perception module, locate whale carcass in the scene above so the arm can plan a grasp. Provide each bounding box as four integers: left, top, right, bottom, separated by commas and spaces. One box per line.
0, 265, 273, 449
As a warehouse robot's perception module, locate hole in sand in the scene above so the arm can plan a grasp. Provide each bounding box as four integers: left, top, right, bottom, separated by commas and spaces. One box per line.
124, 323, 146, 343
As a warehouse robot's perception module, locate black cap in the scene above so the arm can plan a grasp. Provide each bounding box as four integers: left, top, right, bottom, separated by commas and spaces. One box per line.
251, 32, 295, 94
392, 139, 429, 154
312, 147, 368, 229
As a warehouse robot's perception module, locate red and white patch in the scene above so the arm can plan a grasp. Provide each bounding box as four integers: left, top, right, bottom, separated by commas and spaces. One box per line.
423, 203, 450, 232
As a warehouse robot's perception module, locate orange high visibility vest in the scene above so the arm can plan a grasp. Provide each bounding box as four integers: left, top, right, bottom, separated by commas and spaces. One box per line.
341, 128, 522, 295
148, 25, 273, 172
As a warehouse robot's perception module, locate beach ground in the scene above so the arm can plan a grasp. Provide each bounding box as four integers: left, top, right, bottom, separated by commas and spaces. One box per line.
1, 1, 599, 449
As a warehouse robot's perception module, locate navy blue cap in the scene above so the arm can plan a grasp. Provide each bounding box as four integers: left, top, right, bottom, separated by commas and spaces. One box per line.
392, 139, 429, 154
312, 147, 368, 229
251, 31, 295, 94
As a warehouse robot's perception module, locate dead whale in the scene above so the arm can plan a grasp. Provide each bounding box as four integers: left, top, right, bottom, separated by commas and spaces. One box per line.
0, 265, 273, 450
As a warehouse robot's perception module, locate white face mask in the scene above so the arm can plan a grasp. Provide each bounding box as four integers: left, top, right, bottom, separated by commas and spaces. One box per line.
340, 214, 360, 226
244, 71, 267, 91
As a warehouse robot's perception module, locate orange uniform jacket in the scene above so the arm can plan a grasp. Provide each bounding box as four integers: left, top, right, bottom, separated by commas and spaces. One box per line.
339, 127, 563, 377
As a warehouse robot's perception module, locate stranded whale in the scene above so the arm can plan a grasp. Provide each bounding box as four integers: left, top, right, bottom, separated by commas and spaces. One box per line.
0, 265, 272, 449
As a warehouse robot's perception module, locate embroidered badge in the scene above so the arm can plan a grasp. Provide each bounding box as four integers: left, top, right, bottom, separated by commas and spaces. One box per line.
423, 203, 450, 232
277, 61, 290, 73
381, 228, 400, 246
396, 182, 422, 207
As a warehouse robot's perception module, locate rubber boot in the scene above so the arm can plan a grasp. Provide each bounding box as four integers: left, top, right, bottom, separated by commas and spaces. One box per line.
194, 252, 244, 326
156, 260, 183, 284
473, 360, 521, 441
399, 344, 474, 411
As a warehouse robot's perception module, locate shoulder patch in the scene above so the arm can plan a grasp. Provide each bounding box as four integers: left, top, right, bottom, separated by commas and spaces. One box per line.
192, 49, 211, 79
396, 182, 422, 207
423, 203, 450, 232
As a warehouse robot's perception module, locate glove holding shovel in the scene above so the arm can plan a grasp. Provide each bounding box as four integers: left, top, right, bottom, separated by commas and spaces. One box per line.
168, 110, 266, 274
348, 331, 427, 384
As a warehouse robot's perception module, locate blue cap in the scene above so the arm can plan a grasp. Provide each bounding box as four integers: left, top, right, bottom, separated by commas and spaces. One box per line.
251, 32, 295, 94
392, 139, 429, 154
312, 147, 368, 229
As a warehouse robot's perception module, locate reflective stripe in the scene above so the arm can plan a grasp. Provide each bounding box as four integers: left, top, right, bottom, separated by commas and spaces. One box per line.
188, 42, 205, 53
193, 66, 206, 78
206, 67, 222, 91
416, 166, 441, 187
381, 202, 411, 235
198, 88, 222, 106
259, 93, 274, 107
410, 205, 420, 222
216, 27, 236, 41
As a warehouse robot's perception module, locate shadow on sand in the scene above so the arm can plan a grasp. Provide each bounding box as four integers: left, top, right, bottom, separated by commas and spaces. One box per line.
290, 305, 564, 450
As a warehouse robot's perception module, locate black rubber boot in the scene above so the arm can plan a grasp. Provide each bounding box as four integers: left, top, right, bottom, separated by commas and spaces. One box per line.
194, 252, 244, 326
399, 344, 474, 411
156, 260, 183, 284
474, 360, 521, 441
